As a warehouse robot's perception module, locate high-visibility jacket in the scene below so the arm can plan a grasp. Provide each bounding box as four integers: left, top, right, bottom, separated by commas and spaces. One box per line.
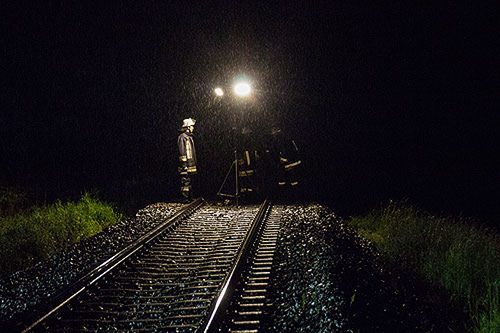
238, 150, 259, 193
277, 139, 301, 188
177, 131, 197, 174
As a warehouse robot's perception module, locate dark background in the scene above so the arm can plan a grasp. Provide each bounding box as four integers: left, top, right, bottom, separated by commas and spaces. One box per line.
1, 2, 498, 223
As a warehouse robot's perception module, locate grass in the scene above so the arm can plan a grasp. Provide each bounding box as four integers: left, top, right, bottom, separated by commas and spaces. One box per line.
348, 201, 500, 332
0, 192, 122, 276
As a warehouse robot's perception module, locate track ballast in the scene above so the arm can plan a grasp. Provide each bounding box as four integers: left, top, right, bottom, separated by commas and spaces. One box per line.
25, 200, 280, 332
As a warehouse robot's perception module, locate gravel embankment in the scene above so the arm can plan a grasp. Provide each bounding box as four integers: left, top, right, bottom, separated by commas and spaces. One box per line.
270, 204, 466, 332
0, 202, 465, 331
0, 202, 183, 326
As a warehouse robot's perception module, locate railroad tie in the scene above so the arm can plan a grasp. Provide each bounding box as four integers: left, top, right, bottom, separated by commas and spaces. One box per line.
229, 206, 283, 332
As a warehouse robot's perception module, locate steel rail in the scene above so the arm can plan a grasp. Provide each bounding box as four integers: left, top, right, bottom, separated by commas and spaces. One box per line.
21, 198, 204, 332
201, 199, 271, 333
215, 204, 283, 331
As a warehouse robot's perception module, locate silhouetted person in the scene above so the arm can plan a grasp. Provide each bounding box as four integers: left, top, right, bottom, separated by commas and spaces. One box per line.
178, 118, 197, 202
265, 126, 302, 200
238, 126, 259, 196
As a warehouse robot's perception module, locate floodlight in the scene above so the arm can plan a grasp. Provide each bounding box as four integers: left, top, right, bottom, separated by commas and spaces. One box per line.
234, 82, 251, 97
214, 87, 224, 96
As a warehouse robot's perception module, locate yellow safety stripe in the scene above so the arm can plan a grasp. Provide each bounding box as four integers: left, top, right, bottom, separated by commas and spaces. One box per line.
278, 182, 286, 186
187, 166, 197, 173
285, 160, 301, 169
239, 170, 255, 177
291, 181, 299, 186
179, 155, 187, 162
280, 156, 288, 163
186, 141, 192, 159
245, 151, 251, 166
181, 186, 191, 191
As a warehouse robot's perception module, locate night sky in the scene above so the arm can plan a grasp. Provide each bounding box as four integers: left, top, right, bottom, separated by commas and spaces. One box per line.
1, 2, 499, 223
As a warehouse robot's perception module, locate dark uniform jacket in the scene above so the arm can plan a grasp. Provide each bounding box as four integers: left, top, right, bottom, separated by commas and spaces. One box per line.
270, 130, 301, 188
177, 131, 197, 174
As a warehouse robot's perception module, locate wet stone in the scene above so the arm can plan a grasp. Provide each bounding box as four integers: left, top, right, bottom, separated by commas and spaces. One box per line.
269, 204, 464, 332
0, 202, 183, 325
0, 202, 466, 331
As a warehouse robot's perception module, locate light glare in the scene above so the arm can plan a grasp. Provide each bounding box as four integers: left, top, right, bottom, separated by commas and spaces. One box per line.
214, 87, 224, 96
234, 82, 251, 96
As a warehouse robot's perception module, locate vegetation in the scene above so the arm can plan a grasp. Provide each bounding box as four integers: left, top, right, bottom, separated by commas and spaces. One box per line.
348, 201, 500, 332
0, 192, 122, 276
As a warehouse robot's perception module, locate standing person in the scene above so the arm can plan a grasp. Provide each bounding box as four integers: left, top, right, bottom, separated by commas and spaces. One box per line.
238, 126, 259, 196
264, 125, 302, 199
178, 118, 197, 202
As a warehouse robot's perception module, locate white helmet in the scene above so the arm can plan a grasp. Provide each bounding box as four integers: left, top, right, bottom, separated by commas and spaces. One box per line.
182, 118, 196, 127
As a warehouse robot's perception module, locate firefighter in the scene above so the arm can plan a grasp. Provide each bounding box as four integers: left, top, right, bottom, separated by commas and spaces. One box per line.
178, 118, 197, 202
269, 126, 302, 198
238, 126, 260, 196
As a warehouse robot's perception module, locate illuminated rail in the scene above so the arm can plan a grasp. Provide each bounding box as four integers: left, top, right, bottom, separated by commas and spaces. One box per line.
22, 199, 276, 332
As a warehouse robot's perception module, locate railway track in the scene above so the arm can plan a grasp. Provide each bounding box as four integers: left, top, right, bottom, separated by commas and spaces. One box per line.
209, 205, 283, 332
21, 199, 282, 332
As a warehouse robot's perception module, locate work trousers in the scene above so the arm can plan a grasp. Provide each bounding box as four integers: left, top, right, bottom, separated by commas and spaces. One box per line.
180, 173, 193, 199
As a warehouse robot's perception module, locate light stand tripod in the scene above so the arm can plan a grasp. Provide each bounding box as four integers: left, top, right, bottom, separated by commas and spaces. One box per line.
217, 148, 239, 207
214, 79, 253, 206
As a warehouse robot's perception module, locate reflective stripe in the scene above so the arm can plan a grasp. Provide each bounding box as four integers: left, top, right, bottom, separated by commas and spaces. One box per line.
280, 156, 288, 163
239, 170, 255, 177
186, 140, 192, 159
245, 151, 251, 166
291, 181, 299, 186
179, 155, 187, 162
278, 182, 286, 186
285, 160, 301, 169
187, 166, 197, 173
181, 186, 191, 191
